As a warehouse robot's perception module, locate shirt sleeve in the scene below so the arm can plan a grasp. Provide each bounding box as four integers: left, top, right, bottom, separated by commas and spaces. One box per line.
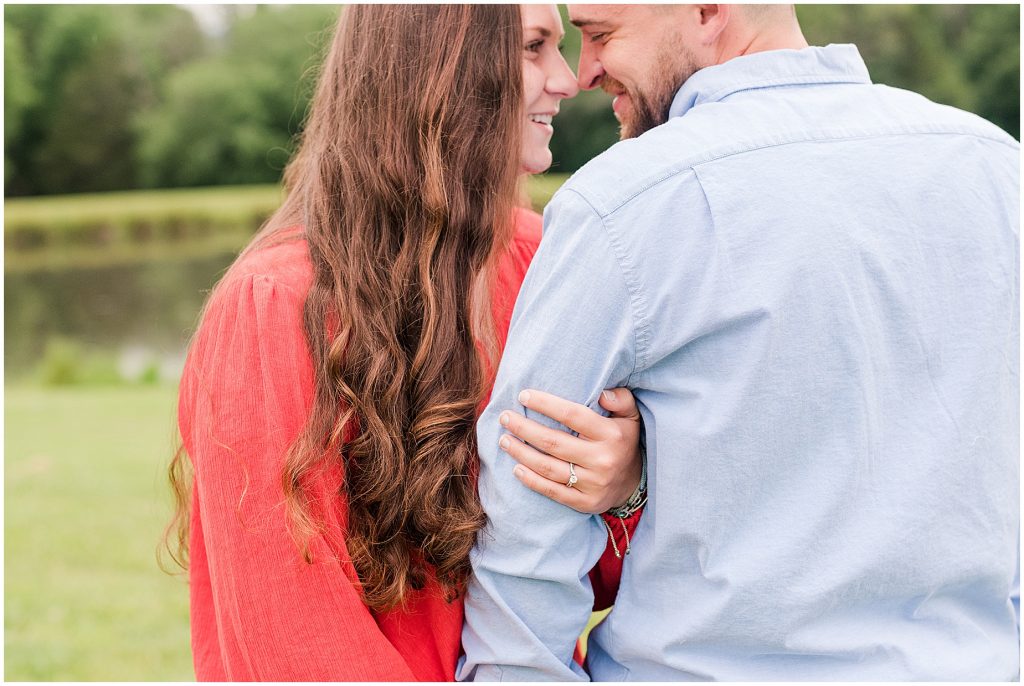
495, 209, 643, 613
458, 190, 639, 681
1013, 535, 1020, 638
178, 270, 418, 681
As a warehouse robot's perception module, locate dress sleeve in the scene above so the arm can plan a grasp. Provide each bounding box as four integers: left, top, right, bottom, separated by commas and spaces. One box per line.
178, 269, 416, 681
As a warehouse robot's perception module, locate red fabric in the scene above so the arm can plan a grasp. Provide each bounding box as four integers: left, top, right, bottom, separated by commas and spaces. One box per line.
178, 207, 639, 681
590, 508, 644, 611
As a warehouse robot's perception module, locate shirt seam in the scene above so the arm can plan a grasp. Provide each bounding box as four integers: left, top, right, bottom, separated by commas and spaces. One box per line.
688, 166, 733, 333
561, 188, 648, 381
700, 73, 869, 104
590, 127, 1018, 218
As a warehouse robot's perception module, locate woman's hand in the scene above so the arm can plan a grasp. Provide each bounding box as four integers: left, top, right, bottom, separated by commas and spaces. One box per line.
498, 388, 642, 514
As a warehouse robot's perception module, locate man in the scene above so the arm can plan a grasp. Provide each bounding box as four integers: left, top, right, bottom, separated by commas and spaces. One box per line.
459, 4, 1019, 681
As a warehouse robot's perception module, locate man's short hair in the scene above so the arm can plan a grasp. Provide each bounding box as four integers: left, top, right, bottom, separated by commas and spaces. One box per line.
741, 4, 797, 26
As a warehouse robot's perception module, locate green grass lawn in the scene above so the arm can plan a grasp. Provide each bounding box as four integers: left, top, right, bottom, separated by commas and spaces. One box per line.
3, 175, 569, 231
4, 382, 604, 679
4, 184, 286, 227
5, 385, 192, 681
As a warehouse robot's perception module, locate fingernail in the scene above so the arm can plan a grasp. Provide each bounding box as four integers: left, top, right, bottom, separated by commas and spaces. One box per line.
518, 390, 531, 405
500, 412, 510, 426
602, 390, 614, 403
499, 436, 510, 450
513, 465, 524, 479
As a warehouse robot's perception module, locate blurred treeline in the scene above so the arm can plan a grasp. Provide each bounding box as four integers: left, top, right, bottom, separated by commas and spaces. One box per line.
4, 4, 339, 196
4, 4, 1019, 197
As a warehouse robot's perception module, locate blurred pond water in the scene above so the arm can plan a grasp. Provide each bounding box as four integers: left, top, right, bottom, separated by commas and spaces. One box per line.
2, 176, 567, 385
5, 251, 237, 383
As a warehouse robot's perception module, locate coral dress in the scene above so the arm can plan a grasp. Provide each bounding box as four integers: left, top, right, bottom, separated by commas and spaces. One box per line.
178, 208, 637, 681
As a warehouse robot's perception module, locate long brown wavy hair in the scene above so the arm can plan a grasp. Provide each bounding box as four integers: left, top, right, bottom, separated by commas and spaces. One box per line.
164, 4, 524, 612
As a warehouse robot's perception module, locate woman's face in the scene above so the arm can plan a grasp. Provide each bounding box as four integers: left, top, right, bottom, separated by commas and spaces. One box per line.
520, 4, 579, 175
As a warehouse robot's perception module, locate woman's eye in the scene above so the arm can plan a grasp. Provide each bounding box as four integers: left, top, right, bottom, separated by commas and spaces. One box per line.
525, 39, 543, 53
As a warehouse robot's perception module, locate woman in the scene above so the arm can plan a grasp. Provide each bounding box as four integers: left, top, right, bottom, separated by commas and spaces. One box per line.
167, 5, 643, 680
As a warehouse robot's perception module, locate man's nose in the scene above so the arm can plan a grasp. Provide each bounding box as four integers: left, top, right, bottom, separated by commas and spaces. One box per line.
576, 44, 604, 91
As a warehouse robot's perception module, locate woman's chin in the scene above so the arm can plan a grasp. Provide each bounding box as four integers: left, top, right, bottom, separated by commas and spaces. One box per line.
520, 153, 553, 176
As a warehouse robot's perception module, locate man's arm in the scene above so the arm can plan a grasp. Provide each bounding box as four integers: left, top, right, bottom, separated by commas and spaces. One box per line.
459, 189, 640, 681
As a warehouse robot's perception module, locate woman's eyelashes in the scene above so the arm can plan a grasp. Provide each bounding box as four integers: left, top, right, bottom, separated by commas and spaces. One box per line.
526, 36, 565, 56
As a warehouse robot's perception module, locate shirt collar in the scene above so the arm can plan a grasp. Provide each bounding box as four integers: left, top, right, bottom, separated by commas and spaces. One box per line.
668, 44, 872, 119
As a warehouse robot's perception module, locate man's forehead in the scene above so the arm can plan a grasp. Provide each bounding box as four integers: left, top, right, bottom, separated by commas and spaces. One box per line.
567, 4, 628, 27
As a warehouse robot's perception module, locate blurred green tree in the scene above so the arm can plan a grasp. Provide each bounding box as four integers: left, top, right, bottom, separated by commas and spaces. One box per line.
4, 5, 206, 195
959, 4, 1020, 139
136, 5, 337, 188
4, 23, 36, 183
33, 38, 149, 193
136, 64, 282, 187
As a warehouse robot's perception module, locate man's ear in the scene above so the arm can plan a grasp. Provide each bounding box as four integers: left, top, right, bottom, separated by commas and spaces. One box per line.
695, 5, 731, 46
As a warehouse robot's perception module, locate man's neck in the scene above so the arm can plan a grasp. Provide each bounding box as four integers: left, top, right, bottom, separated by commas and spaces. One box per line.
715, 29, 810, 65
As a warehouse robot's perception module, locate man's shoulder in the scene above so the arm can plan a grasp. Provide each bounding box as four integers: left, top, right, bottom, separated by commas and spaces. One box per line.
557, 120, 714, 219
559, 81, 1018, 219
875, 83, 1019, 147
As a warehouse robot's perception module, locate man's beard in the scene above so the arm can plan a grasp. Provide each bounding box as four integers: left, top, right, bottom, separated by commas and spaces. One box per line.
605, 50, 700, 139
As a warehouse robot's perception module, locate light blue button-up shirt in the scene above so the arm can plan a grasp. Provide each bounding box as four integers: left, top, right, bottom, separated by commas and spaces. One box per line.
459, 45, 1019, 681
